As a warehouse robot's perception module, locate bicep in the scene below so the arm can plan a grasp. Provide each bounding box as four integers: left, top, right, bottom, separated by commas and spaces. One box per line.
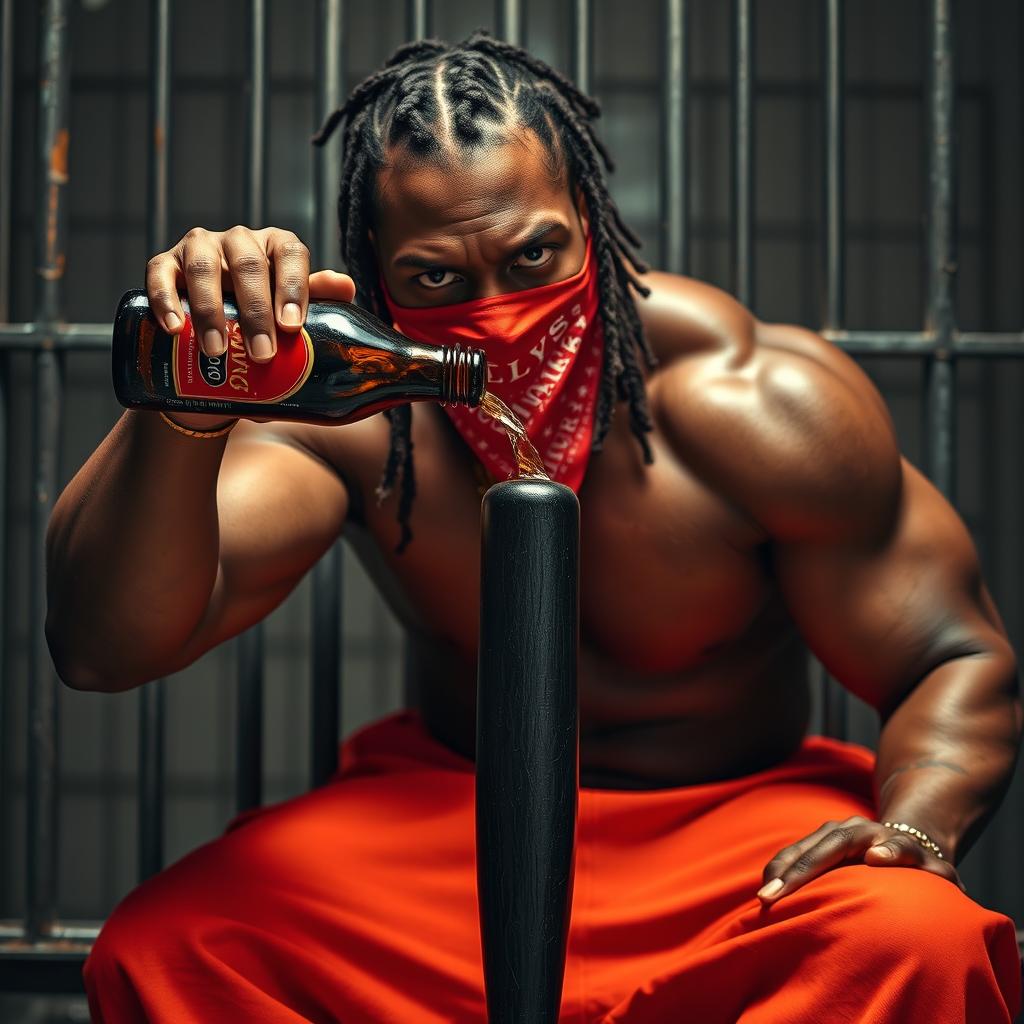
168, 421, 348, 670
774, 458, 1006, 715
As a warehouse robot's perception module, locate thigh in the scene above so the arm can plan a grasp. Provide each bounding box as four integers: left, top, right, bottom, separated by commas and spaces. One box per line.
563, 737, 880, 1018
85, 750, 485, 1023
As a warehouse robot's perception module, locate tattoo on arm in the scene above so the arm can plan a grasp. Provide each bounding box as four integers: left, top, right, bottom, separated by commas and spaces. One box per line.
879, 758, 968, 795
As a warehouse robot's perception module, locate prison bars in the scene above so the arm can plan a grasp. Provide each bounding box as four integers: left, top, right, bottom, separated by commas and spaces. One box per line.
0, 0, 1021, 991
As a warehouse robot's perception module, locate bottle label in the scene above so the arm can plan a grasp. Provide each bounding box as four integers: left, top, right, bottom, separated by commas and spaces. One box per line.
172, 314, 314, 403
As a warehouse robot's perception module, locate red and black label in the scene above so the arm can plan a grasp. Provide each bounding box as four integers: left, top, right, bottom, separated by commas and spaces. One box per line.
172, 315, 314, 404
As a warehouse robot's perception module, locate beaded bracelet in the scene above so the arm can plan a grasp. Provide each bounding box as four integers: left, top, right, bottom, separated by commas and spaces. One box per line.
158, 410, 238, 439
882, 821, 944, 859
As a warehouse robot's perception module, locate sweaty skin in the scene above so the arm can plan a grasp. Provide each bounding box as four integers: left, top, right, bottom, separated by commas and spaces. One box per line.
47, 131, 1020, 906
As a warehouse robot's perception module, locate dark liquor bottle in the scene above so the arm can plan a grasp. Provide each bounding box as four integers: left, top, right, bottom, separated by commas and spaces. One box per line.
111, 289, 487, 425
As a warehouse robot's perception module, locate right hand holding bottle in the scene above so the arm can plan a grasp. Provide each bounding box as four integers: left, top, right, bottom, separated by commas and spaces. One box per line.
145, 225, 356, 428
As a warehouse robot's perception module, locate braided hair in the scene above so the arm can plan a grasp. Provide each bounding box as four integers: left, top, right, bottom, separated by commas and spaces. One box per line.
313, 31, 656, 551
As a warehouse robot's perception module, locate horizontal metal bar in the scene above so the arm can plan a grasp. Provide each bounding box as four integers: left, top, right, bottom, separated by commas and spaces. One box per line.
955, 332, 1024, 355
0, 921, 101, 941
16, 71, 991, 103
2, 325, 1022, 357
0, 324, 111, 348
822, 330, 934, 354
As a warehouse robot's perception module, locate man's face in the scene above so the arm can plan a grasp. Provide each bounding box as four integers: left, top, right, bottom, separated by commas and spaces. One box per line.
372, 129, 589, 308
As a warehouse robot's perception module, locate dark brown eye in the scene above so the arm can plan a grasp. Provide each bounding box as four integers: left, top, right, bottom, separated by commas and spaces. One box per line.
416, 268, 460, 290
513, 246, 554, 269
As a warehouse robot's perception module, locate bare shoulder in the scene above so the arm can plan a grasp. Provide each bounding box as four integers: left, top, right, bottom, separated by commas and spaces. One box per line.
638, 271, 903, 542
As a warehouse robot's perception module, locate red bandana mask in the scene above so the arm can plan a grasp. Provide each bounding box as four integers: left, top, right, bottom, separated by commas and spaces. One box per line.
381, 239, 603, 492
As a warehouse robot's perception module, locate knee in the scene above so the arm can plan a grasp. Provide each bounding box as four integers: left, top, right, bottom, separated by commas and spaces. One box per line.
818, 865, 1015, 968
85, 842, 234, 991
86, 871, 193, 981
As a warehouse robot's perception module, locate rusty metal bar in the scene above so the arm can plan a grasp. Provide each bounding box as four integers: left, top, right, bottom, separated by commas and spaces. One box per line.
662, 0, 688, 274
731, 0, 754, 307
924, 0, 957, 500
27, 0, 70, 942
235, 0, 270, 813
310, 0, 345, 789
571, 0, 592, 97
137, 0, 172, 884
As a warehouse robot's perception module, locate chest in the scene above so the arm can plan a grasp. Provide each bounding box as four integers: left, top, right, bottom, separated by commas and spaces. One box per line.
342, 404, 773, 675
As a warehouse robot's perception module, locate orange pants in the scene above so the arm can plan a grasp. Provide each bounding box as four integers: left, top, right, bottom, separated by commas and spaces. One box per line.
84, 710, 1021, 1022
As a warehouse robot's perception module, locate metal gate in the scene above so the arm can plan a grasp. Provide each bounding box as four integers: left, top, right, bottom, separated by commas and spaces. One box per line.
0, 0, 1021, 997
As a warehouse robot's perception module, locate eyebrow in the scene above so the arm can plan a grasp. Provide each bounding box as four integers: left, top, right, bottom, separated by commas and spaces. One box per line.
392, 219, 570, 270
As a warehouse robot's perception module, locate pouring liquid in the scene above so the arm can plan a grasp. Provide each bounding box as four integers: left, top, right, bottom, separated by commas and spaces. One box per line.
478, 392, 549, 481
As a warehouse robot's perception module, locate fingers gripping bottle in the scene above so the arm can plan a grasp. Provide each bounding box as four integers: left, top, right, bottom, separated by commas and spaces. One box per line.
111, 290, 487, 424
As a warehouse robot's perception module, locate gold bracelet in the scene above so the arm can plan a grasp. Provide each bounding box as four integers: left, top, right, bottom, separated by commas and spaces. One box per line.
158, 410, 238, 439
882, 821, 944, 859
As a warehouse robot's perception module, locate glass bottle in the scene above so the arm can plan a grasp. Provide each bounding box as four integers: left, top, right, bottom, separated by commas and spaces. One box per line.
111, 289, 487, 425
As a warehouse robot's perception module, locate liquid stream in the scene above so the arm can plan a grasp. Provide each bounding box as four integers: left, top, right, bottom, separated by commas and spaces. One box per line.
478, 391, 549, 481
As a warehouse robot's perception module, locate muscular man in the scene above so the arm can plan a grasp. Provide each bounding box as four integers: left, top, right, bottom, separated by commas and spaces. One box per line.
47, 32, 1021, 1023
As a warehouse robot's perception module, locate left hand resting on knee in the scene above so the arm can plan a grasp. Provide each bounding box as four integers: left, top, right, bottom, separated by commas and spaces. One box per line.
756, 815, 965, 905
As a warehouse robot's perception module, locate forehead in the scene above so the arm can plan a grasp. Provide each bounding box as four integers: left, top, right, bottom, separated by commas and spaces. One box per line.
373, 130, 571, 247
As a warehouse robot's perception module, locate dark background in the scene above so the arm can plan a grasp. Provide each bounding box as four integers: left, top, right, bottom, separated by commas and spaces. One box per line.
1, 0, 1022, 1017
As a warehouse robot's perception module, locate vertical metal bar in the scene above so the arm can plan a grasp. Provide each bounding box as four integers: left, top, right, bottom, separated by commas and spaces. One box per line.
27, 0, 70, 941
0, 0, 12, 320
662, 0, 689, 274
236, 0, 269, 813
496, 0, 523, 47
0, 0, 13, 910
924, 0, 957, 500
571, 0, 592, 97
407, 0, 430, 40
310, 0, 345, 789
310, 545, 342, 786
820, 0, 847, 738
137, 0, 172, 884
823, 0, 845, 330
731, 0, 754, 307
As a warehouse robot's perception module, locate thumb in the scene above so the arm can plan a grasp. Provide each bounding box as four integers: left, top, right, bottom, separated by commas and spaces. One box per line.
308, 269, 356, 303
864, 834, 921, 867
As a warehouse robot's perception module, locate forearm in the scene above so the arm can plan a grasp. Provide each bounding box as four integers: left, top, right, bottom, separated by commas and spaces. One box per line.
874, 645, 1022, 863
46, 409, 228, 689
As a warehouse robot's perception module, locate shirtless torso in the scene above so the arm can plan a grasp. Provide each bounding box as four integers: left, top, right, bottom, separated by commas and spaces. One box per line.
49, 126, 1012, 873
262, 270, 948, 790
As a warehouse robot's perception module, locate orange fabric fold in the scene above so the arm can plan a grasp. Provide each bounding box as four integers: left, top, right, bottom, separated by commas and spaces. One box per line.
84, 710, 1021, 1023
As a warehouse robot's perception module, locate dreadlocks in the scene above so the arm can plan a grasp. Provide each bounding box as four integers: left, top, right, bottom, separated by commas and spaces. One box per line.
312, 30, 656, 551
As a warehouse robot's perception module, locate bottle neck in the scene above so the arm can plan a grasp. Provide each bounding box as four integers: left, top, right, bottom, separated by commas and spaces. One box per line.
439, 344, 487, 407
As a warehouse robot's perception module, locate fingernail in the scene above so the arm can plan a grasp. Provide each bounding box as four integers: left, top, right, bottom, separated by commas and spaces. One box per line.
165, 311, 182, 331
869, 845, 894, 859
281, 302, 302, 327
204, 329, 225, 356
251, 333, 274, 359
758, 878, 784, 900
